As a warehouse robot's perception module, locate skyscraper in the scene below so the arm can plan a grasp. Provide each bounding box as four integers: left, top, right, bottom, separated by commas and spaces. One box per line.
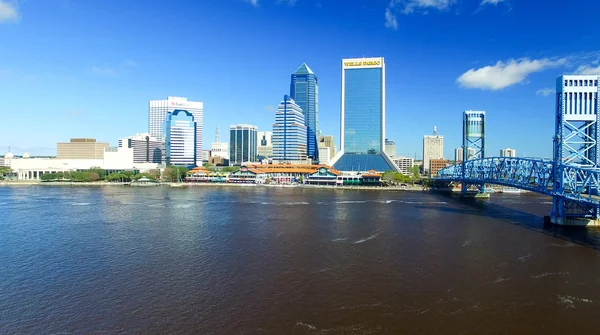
272, 95, 308, 161
290, 63, 319, 161
229, 124, 258, 165
330, 57, 398, 172
149, 96, 203, 165
423, 127, 444, 174
164, 110, 196, 166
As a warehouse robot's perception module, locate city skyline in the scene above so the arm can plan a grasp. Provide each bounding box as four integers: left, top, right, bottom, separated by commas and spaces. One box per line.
2, 1, 600, 159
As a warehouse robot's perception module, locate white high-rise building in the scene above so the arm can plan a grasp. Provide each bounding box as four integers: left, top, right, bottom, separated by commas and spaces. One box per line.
423, 127, 444, 174
272, 95, 307, 162
500, 148, 516, 157
149, 96, 203, 165
455, 147, 477, 162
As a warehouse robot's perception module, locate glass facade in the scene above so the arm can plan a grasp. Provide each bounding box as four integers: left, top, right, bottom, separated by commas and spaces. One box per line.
229, 125, 258, 165
344, 68, 382, 154
290, 64, 319, 161
333, 58, 397, 172
164, 110, 196, 167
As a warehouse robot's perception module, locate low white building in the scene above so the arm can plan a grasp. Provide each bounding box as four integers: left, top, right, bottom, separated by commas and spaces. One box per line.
318, 147, 331, 165
500, 148, 516, 157
11, 158, 104, 180
10, 147, 161, 180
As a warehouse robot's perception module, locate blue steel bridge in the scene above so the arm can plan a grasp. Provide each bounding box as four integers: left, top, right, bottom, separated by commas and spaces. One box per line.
434, 75, 600, 226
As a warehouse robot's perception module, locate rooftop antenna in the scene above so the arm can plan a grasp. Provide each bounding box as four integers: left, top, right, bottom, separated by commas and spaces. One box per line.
215, 127, 220, 142
433, 126, 437, 135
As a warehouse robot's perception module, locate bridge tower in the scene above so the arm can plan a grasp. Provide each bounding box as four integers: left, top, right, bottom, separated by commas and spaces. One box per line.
552, 75, 600, 224
461, 111, 486, 194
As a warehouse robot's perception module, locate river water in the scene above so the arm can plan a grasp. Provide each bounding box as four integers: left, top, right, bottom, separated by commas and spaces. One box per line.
2, 186, 600, 334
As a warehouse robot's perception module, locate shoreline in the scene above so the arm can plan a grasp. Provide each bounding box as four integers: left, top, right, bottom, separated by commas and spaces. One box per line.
0, 180, 426, 191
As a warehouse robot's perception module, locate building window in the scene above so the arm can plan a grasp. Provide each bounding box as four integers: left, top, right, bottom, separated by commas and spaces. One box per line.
570, 80, 573, 86
595, 80, 598, 86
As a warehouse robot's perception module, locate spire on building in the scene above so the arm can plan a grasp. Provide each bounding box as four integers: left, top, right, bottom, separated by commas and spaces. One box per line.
215, 127, 220, 142
433, 126, 437, 135
293, 63, 314, 75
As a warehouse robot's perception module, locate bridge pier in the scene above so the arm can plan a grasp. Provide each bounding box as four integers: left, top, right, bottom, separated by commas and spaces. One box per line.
546, 216, 600, 227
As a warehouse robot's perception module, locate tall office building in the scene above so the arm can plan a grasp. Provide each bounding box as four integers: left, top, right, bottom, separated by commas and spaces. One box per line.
229, 124, 258, 165
500, 148, 516, 157
385, 139, 397, 157
272, 95, 308, 161
164, 110, 196, 166
290, 63, 319, 161
423, 127, 444, 174
257, 131, 273, 159
330, 57, 398, 172
57, 138, 109, 159
149, 96, 203, 165
118, 133, 164, 163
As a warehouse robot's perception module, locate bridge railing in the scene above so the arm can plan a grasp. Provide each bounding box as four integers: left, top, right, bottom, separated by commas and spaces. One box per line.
435, 157, 600, 206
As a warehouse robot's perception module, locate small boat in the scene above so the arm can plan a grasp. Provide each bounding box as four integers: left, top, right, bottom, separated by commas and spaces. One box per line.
129, 177, 160, 187
170, 183, 185, 188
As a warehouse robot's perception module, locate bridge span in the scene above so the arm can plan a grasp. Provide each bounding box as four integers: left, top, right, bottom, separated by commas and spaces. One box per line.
436, 157, 600, 226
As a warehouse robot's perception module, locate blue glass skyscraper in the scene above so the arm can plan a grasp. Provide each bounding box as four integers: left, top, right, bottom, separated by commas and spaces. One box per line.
330, 57, 398, 172
290, 63, 319, 162
164, 109, 196, 167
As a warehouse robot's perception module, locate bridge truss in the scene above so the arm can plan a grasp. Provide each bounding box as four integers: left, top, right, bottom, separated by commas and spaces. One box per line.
436, 157, 600, 218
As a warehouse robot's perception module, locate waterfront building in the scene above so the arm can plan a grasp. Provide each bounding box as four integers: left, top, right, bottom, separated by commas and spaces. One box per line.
500, 148, 517, 157
430, 158, 449, 177
57, 138, 109, 160
330, 57, 398, 172
149, 96, 203, 165
229, 124, 258, 165
257, 131, 273, 159
290, 63, 319, 161
118, 133, 164, 164
392, 156, 414, 175
272, 95, 308, 162
423, 127, 444, 174
164, 110, 196, 166
385, 139, 397, 158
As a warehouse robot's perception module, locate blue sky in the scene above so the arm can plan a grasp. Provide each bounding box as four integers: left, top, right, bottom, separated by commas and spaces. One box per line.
1, 0, 599, 159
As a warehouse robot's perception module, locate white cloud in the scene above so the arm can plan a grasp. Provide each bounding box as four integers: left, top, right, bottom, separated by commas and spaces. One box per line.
575, 64, 600, 75
536, 88, 555, 97
384, 8, 398, 30
457, 58, 567, 90
0, 1, 19, 23
398, 0, 456, 14
481, 0, 505, 5
385, 0, 455, 30
245, 0, 259, 6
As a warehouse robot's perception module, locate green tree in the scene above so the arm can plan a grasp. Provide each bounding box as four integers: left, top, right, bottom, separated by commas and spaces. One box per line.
220, 166, 240, 173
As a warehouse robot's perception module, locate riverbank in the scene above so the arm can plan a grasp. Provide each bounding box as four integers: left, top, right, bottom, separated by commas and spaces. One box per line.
0, 180, 426, 191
